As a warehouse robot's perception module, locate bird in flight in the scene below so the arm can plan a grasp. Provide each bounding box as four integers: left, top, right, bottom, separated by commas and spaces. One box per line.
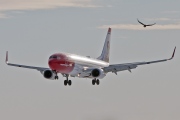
137, 19, 156, 27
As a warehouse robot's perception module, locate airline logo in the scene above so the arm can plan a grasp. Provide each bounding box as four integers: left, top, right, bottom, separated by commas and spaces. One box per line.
60, 63, 73, 67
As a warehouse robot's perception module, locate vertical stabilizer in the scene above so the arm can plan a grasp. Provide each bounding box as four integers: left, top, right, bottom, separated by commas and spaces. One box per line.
97, 28, 111, 63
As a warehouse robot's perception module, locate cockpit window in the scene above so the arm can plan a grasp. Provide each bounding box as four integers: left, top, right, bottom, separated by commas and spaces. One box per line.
49, 55, 61, 59
49, 56, 57, 59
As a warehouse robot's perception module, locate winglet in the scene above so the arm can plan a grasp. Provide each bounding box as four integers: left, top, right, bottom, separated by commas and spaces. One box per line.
6, 51, 8, 64
168, 47, 176, 60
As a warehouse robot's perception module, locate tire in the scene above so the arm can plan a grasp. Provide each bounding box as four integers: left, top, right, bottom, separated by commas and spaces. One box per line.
64, 80, 68, 86
68, 80, 72, 86
55, 76, 58, 80
92, 79, 96, 85
96, 79, 100, 85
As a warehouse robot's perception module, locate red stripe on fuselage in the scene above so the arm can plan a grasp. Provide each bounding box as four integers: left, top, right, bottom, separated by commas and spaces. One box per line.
48, 53, 75, 74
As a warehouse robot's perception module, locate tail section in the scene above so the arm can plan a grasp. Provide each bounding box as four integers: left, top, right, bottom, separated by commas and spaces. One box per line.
97, 28, 111, 63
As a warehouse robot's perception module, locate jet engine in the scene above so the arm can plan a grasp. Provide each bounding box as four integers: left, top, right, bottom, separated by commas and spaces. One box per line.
82, 68, 106, 79
42, 70, 56, 80
91, 68, 106, 79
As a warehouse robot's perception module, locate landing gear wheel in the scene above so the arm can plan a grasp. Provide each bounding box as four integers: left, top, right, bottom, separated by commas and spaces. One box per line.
92, 79, 96, 85
96, 79, 100, 85
64, 80, 68, 86
68, 80, 72, 86
55, 76, 58, 80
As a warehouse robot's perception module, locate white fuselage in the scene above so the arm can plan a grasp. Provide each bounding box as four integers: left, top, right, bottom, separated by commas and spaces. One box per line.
48, 53, 109, 79
69, 53, 109, 78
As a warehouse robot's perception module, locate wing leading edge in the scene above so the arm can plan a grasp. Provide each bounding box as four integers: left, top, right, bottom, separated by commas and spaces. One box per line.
103, 47, 176, 74
5, 51, 49, 72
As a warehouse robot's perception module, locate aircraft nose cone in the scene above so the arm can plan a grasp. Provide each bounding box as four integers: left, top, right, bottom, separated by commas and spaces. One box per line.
48, 59, 52, 65
48, 59, 57, 70
48, 53, 75, 74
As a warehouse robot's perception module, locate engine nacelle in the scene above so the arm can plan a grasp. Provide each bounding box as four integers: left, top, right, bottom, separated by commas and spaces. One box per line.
91, 68, 106, 79
42, 70, 56, 80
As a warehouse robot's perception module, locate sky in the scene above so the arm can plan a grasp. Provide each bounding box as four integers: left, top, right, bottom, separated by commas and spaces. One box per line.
0, 0, 179, 120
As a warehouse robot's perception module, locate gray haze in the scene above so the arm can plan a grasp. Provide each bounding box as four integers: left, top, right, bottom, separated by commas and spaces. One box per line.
0, 0, 179, 120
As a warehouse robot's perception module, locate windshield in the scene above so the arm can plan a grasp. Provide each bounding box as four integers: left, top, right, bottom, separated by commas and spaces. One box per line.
49, 55, 57, 59
49, 55, 61, 59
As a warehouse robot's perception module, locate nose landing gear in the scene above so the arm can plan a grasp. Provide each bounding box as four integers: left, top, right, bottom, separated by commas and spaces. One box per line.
54, 70, 59, 80
55, 76, 58, 80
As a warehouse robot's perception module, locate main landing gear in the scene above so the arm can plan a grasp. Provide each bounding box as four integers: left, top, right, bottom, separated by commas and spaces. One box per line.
64, 75, 72, 86
92, 78, 100, 85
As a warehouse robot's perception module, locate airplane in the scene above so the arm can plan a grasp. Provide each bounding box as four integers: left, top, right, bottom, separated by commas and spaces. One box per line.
5, 28, 176, 86
137, 19, 156, 27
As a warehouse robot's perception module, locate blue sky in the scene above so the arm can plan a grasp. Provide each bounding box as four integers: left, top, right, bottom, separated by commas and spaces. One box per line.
0, 0, 179, 120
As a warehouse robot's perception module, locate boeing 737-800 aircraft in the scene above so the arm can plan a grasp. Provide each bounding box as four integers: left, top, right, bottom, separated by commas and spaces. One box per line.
6, 28, 176, 86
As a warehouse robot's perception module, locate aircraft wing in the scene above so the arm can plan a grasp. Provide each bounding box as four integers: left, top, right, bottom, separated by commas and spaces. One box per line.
103, 47, 176, 74
5, 51, 49, 72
